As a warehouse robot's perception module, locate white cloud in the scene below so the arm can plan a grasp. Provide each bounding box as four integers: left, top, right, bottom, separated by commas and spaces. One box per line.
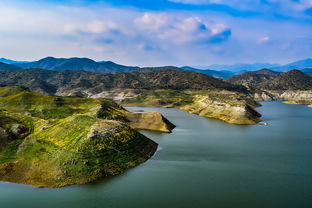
257, 36, 270, 44
134, 13, 231, 44
86, 21, 116, 34
134, 13, 168, 30
64, 20, 119, 35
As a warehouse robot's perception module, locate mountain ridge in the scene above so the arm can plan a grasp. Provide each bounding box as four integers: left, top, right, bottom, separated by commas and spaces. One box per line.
0, 57, 311, 75
0, 58, 29, 64
0, 68, 247, 95
14, 57, 140, 73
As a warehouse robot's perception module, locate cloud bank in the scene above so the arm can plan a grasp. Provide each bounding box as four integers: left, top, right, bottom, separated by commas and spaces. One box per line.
0, 0, 311, 66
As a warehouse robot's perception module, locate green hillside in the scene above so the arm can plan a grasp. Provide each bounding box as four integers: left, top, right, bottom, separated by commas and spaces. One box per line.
0, 86, 157, 188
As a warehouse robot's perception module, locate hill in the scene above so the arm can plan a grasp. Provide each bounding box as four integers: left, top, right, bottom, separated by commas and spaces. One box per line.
0, 86, 161, 187
226, 68, 280, 88
259, 69, 312, 90
0, 68, 247, 95
15, 57, 139, 73
225, 69, 312, 103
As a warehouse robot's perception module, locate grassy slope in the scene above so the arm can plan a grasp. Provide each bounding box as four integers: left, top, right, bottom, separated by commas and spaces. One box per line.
0, 86, 157, 187
284, 100, 312, 106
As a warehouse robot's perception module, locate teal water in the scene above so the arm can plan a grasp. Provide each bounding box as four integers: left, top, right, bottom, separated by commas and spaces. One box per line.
1, 101, 312, 208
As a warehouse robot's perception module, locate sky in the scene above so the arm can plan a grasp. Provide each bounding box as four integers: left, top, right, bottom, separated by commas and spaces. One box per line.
0, 0, 311, 66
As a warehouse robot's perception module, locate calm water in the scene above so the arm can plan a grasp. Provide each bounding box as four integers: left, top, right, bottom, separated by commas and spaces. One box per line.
1, 101, 312, 208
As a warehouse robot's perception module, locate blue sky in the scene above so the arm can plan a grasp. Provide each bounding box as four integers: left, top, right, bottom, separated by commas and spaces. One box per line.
0, 0, 311, 66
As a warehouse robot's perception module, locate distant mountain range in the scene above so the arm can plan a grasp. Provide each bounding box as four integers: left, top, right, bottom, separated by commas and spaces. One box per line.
182, 58, 312, 78
200, 63, 280, 72
181, 66, 234, 79
272, 59, 312, 72
189, 58, 312, 73
0, 57, 311, 77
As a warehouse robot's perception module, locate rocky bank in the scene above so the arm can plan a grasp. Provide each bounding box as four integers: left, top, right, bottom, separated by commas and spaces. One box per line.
122, 90, 262, 125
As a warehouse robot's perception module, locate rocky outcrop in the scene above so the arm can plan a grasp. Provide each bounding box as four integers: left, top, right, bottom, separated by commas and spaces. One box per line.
271, 90, 312, 106
126, 112, 176, 133
251, 89, 312, 108
253, 90, 275, 101
0, 122, 29, 151
266, 90, 312, 101
122, 90, 262, 125
94, 98, 176, 133
180, 95, 261, 125
0, 127, 12, 150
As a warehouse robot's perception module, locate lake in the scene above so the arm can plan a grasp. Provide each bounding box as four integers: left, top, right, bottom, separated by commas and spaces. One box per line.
1, 101, 312, 208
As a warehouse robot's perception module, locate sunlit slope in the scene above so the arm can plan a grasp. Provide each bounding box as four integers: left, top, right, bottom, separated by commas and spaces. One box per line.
0, 86, 157, 188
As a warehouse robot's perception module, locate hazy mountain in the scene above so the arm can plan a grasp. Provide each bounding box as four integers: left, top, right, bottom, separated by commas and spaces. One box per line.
0, 58, 28, 64
0, 62, 21, 71
139, 66, 182, 72
226, 69, 281, 88
259, 69, 312, 90
302, 68, 312, 74
202, 63, 281, 72
250, 68, 281, 76
14, 57, 140, 73
192, 58, 312, 73
181, 66, 234, 79
272, 58, 312, 72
